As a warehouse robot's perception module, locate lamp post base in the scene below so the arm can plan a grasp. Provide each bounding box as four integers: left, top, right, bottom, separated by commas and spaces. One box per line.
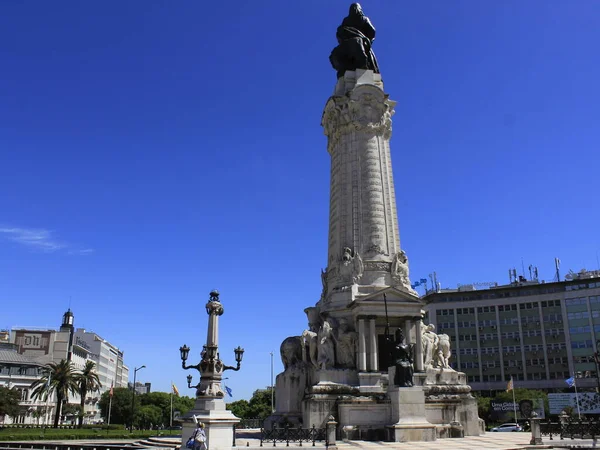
181, 397, 240, 450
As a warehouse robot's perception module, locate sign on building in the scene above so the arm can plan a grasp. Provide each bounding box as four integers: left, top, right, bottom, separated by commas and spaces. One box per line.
490, 398, 545, 420
549, 393, 600, 415
14, 331, 51, 355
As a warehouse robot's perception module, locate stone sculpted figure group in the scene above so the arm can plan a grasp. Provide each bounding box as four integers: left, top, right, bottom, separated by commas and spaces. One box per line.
421, 323, 452, 369
281, 310, 358, 371
281, 318, 453, 376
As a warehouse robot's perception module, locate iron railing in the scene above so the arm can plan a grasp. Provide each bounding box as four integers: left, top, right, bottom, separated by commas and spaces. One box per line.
260, 424, 327, 447
540, 417, 600, 440
238, 418, 263, 429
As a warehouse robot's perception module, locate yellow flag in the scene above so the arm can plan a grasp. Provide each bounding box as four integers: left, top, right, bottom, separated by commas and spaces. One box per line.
506, 377, 513, 392
172, 383, 180, 396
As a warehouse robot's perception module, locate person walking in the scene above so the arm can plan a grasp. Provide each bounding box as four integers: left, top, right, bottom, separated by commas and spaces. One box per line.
192, 422, 207, 450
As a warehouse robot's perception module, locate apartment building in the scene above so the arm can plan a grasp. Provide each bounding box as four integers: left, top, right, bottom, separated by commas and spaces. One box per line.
1, 310, 129, 424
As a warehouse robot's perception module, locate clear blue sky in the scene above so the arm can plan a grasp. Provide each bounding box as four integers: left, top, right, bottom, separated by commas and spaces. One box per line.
1, 1, 599, 401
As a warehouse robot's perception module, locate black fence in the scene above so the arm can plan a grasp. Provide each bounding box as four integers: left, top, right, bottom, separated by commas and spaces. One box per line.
238, 419, 263, 429
259, 425, 327, 447
540, 418, 600, 440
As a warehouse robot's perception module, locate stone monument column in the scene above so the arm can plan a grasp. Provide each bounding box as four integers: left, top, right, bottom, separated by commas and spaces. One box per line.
368, 316, 378, 371
321, 70, 416, 301
404, 319, 411, 346
357, 317, 367, 371
413, 317, 424, 372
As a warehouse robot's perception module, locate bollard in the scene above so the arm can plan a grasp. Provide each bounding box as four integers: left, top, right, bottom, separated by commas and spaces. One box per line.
326, 415, 338, 450
530, 413, 542, 445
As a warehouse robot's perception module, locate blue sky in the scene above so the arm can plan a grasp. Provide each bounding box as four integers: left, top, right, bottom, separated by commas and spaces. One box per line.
1, 1, 599, 401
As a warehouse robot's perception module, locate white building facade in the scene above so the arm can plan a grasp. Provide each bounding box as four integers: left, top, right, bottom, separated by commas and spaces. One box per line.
0, 310, 129, 425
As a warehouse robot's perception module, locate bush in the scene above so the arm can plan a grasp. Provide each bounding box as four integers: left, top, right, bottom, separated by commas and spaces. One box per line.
0, 428, 159, 441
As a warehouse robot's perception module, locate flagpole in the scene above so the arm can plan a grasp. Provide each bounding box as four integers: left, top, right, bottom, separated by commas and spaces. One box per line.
573, 374, 581, 419
170, 381, 173, 433
511, 377, 518, 423
108, 384, 113, 427
42, 372, 52, 433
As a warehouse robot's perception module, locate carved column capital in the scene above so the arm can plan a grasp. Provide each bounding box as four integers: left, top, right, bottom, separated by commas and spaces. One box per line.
322, 85, 395, 155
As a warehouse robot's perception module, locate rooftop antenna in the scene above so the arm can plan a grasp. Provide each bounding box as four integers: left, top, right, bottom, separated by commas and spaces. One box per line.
528, 265, 533, 281
521, 257, 526, 277
555, 258, 561, 282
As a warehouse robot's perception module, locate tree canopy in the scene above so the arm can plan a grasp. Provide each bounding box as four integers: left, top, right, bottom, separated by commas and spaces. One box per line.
0, 386, 21, 418
227, 389, 274, 420
73, 360, 102, 428
30, 360, 79, 428
98, 388, 195, 427
98, 387, 135, 426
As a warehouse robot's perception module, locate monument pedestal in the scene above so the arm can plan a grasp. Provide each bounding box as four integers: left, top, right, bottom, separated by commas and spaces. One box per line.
182, 397, 240, 450
387, 386, 436, 442
415, 367, 483, 437
358, 372, 386, 393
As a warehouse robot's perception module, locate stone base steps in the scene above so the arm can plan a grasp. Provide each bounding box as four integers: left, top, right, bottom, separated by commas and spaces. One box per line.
132, 437, 181, 449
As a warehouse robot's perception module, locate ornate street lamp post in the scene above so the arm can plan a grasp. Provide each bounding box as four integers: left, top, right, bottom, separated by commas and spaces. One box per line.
179, 290, 244, 397
178, 290, 244, 450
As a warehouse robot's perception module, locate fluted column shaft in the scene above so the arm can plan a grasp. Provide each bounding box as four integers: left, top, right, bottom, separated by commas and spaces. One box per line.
358, 318, 367, 371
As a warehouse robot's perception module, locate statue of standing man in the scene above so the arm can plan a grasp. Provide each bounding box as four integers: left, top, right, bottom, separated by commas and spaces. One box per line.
330, 3, 380, 78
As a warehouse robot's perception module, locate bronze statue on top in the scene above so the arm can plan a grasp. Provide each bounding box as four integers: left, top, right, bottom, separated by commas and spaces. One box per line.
330, 3, 380, 78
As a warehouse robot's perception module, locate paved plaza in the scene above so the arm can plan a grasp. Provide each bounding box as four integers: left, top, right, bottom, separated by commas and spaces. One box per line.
4, 432, 600, 450
233, 430, 599, 450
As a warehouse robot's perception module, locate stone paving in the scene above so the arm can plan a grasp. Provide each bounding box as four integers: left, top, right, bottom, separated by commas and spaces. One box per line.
236, 432, 600, 450
5, 432, 600, 450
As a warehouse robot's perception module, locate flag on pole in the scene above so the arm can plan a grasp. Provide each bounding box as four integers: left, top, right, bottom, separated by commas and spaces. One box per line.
109, 383, 114, 397
172, 383, 180, 396
565, 377, 576, 388
506, 377, 514, 392
224, 386, 233, 398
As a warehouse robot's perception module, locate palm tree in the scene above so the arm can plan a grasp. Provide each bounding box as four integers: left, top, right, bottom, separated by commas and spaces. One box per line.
30, 359, 79, 428
73, 361, 101, 428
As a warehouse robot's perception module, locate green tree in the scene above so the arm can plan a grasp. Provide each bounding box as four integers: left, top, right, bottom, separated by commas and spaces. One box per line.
139, 392, 170, 427
248, 389, 274, 419
226, 390, 274, 420
173, 395, 195, 419
74, 361, 102, 428
227, 399, 250, 418
0, 386, 21, 418
135, 404, 163, 430
30, 360, 79, 428
139, 391, 196, 427
98, 387, 135, 425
